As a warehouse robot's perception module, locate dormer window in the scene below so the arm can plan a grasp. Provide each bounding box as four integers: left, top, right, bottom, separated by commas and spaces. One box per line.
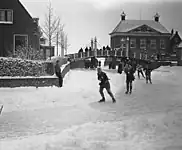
0, 9, 13, 24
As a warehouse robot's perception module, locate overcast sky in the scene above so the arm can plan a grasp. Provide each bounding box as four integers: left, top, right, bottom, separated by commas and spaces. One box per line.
20, 0, 182, 54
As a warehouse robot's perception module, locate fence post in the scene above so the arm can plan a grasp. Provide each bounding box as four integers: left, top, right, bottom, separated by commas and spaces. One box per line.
80, 52, 82, 58
140, 53, 142, 59
73, 53, 76, 60
107, 50, 109, 56
134, 52, 136, 58
101, 49, 103, 56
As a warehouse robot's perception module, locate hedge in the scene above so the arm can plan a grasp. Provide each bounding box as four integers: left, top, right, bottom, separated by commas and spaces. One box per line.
0, 57, 46, 77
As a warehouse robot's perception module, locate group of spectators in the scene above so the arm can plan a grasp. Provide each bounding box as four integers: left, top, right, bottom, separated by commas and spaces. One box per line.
84, 57, 101, 69
117, 59, 153, 94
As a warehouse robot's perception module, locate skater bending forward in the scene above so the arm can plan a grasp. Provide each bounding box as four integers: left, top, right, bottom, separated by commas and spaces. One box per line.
97, 67, 116, 103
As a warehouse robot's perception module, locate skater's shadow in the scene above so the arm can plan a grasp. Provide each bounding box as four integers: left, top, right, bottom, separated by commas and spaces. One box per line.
89, 101, 117, 112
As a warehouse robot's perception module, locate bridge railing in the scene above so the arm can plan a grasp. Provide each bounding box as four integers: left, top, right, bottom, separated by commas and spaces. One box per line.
66, 49, 153, 61
66, 50, 128, 60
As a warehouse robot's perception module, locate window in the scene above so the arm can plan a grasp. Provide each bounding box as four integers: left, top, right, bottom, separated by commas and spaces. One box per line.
150, 39, 156, 49
140, 39, 146, 49
13, 34, 28, 54
0, 9, 13, 24
0, 10, 5, 21
7, 10, 13, 22
120, 38, 126, 48
160, 39, 165, 49
130, 38, 136, 48
46, 49, 50, 59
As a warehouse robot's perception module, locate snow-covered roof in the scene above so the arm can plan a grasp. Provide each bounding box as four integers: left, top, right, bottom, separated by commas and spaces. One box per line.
110, 20, 170, 34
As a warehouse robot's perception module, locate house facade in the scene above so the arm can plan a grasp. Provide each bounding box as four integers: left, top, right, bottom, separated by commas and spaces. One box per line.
0, 0, 41, 57
109, 12, 172, 60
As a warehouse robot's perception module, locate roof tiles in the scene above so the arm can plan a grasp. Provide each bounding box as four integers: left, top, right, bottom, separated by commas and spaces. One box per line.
111, 20, 170, 34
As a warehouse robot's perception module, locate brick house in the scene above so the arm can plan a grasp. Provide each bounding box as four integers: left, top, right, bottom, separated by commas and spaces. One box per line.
0, 0, 54, 59
109, 12, 172, 60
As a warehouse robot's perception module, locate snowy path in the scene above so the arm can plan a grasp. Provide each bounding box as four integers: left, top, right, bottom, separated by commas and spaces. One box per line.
0, 66, 182, 150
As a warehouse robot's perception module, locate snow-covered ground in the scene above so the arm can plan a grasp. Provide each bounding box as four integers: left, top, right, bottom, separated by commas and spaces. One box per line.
0, 65, 182, 150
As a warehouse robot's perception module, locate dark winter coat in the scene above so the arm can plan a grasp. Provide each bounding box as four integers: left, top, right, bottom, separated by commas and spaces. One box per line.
55, 64, 61, 74
118, 63, 123, 74
124, 64, 135, 82
97, 71, 109, 86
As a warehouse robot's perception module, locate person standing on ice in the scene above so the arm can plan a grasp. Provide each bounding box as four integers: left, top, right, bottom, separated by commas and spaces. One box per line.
97, 67, 116, 103
124, 61, 135, 94
143, 63, 152, 84
55, 60, 63, 87
118, 60, 123, 74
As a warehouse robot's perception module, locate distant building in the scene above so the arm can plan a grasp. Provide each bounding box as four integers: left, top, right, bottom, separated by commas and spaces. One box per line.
109, 12, 172, 59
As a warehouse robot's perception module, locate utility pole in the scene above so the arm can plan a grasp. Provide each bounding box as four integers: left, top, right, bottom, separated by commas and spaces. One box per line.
56, 32, 58, 56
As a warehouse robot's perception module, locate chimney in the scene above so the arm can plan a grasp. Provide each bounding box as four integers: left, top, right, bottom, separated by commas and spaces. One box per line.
121, 11, 126, 21
33, 18, 39, 25
154, 13, 160, 22
171, 29, 174, 35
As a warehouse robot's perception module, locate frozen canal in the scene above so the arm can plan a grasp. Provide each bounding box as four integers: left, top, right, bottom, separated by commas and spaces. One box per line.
0, 65, 182, 150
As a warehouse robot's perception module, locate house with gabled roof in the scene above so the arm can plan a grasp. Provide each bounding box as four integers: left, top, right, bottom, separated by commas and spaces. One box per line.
109, 12, 172, 59
0, 0, 54, 59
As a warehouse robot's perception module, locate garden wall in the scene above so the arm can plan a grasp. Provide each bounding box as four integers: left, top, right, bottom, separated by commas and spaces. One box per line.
0, 57, 46, 76
0, 57, 71, 88
70, 59, 85, 69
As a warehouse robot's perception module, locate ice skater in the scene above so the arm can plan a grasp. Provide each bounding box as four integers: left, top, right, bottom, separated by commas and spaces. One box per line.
118, 60, 124, 74
97, 67, 116, 103
143, 64, 152, 84
124, 61, 135, 94
136, 64, 145, 79
55, 60, 63, 87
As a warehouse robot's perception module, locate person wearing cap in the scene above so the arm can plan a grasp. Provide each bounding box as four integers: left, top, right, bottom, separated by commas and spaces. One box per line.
124, 61, 135, 94
55, 60, 63, 87
143, 63, 152, 84
97, 67, 116, 103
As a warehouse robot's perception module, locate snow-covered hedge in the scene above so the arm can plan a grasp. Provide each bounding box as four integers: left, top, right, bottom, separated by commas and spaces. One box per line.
0, 57, 46, 77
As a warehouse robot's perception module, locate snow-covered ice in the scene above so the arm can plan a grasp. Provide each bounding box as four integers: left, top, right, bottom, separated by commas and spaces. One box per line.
0, 65, 182, 150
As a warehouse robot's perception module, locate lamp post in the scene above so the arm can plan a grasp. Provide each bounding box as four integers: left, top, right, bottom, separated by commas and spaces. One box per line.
126, 37, 130, 59
121, 38, 125, 57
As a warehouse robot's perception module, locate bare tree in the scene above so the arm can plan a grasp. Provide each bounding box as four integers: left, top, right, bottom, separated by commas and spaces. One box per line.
56, 29, 70, 56
42, 1, 64, 47
64, 34, 69, 55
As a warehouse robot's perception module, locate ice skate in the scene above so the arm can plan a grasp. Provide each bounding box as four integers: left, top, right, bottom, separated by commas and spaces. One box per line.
112, 98, 116, 103
125, 91, 129, 94
98, 98, 105, 103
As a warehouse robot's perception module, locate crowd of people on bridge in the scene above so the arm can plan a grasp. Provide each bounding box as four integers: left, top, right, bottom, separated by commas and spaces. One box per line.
78, 45, 111, 54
